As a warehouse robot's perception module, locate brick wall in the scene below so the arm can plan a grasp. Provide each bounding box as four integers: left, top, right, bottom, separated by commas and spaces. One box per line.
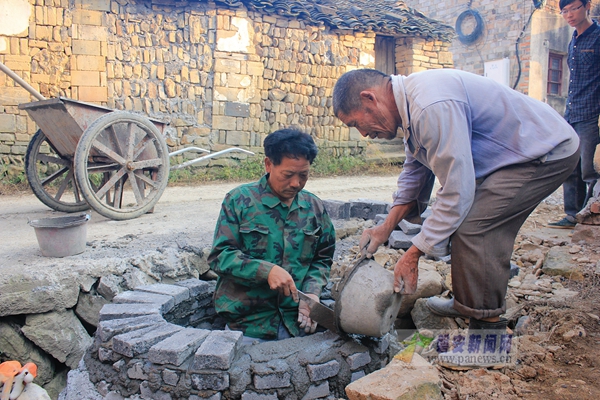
0, 0, 452, 177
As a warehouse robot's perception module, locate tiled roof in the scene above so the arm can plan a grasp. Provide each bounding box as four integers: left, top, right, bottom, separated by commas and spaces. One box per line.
212, 0, 454, 41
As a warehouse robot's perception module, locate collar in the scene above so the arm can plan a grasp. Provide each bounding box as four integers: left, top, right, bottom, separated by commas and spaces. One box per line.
258, 174, 309, 210
391, 75, 410, 141
574, 19, 599, 39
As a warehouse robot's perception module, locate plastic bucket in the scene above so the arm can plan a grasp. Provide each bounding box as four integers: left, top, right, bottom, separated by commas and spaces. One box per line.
334, 258, 403, 337
28, 214, 90, 257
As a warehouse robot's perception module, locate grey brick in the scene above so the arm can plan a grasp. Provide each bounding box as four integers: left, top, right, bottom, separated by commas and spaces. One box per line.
162, 369, 179, 386
191, 330, 242, 371
372, 333, 390, 354
350, 199, 390, 220
350, 370, 365, 382
346, 351, 371, 370
190, 372, 229, 391
322, 199, 351, 220
388, 230, 414, 250
302, 381, 329, 400
113, 290, 175, 313
149, 328, 210, 366
374, 214, 388, 224
175, 279, 215, 298
113, 323, 183, 357
135, 283, 190, 304
98, 303, 161, 322
399, 219, 421, 235
242, 392, 277, 400
98, 314, 165, 342
306, 360, 340, 382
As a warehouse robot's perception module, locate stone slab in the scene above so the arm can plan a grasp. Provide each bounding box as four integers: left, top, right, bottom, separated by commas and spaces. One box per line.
113, 290, 175, 313
388, 230, 414, 250
135, 283, 190, 304
149, 327, 210, 366
542, 246, 583, 281
345, 353, 441, 400
191, 372, 229, 391
98, 314, 165, 342
399, 219, 421, 235
306, 360, 340, 382
175, 279, 215, 298
113, 323, 183, 357
191, 330, 243, 371
349, 199, 391, 220
322, 199, 351, 220
98, 303, 161, 322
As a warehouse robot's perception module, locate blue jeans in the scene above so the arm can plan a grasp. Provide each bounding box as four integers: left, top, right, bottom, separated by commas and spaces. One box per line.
562, 117, 600, 217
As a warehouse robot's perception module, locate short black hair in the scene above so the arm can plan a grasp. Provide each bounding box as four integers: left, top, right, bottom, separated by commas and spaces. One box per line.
559, 0, 588, 10
263, 128, 318, 165
333, 69, 388, 116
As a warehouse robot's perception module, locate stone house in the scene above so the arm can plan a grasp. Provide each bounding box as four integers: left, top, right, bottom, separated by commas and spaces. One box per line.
405, 0, 591, 114
0, 0, 453, 177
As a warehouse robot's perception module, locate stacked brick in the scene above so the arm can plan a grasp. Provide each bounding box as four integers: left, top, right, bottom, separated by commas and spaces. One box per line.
87, 278, 391, 399
1, 0, 452, 175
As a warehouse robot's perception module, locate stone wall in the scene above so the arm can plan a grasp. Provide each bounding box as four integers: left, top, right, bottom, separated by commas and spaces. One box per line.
0, 0, 452, 177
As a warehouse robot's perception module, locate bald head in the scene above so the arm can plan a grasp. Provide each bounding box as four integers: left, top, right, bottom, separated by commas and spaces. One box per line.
332, 69, 389, 116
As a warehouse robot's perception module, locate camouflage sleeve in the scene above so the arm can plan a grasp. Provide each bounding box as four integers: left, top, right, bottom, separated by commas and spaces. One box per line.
301, 207, 336, 296
208, 193, 274, 286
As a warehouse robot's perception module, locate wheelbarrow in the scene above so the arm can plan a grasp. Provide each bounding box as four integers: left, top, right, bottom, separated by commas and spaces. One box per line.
0, 62, 254, 220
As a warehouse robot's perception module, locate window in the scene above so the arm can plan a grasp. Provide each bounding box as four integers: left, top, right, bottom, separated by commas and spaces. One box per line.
375, 36, 396, 75
547, 53, 563, 95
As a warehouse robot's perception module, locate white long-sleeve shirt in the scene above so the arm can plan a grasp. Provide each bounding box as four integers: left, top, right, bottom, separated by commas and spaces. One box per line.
391, 69, 579, 257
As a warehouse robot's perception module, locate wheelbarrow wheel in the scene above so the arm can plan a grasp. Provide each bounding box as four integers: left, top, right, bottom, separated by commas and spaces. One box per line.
25, 129, 90, 213
74, 111, 170, 220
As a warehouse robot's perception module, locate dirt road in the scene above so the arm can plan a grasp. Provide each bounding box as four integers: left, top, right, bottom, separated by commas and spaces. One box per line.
0, 174, 401, 269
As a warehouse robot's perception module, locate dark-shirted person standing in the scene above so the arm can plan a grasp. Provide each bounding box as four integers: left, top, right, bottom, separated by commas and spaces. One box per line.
208, 128, 335, 343
548, 0, 600, 228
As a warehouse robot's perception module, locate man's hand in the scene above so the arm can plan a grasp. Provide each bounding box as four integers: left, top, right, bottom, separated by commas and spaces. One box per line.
394, 245, 423, 294
359, 224, 392, 257
267, 265, 299, 302
298, 292, 319, 333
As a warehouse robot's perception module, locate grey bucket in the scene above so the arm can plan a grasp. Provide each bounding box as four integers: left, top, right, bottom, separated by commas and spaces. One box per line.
28, 214, 90, 257
334, 258, 403, 337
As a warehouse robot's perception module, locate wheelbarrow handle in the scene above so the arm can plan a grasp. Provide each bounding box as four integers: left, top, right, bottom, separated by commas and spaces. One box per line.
0, 61, 46, 101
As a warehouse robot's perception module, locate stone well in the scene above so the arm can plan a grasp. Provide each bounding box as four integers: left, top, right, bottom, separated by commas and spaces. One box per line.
83, 279, 392, 399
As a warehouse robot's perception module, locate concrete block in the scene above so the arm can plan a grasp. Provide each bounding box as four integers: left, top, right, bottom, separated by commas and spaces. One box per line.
78, 86, 108, 102
350, 199, 391, 220
98, 303, 161, 322
112, 323, 183, 357
190, 372, 230, 391
213, 115, 237, 130
388, 230, 414, 250
148, 328, 210, 366
350, 370, 365, 382
175, 279, 215, 298
72, 39, 101, 56
113, 290, 175, 313
191, 330, 242, 371
0, 114, 16, 132
97, 314, 165, 342
374, 214, 387, 225
322, 199, 351, 220
224, 102, 250, 117
302, 381, 329, 400
306, 360, 340, 382
346, 351, 371, 370
399, 219, 421, 235
135, 283, 190, 304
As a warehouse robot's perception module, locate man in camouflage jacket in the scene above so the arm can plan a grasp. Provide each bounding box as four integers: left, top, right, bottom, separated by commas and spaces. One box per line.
208, 128, 336, 341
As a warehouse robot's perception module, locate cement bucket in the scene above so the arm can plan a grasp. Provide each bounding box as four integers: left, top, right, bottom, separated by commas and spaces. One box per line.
28, 214, 90, 257
334, 258, 402, 337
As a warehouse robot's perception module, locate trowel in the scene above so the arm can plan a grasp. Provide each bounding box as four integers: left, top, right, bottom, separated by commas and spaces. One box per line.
297, 290, 340, 334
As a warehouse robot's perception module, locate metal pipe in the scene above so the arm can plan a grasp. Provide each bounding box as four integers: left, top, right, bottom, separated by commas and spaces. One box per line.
0, 61, 46, 101
170, 147, 255, 170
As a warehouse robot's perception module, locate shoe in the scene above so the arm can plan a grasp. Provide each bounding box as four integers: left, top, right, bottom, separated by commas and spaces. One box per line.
425, 297, 466, 318
546, 217, 576, 229
436, 318, 513, 370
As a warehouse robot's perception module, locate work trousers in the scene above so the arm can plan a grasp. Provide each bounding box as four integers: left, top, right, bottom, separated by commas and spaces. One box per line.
452, 150, 579, 320
562, 117, 600, 217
